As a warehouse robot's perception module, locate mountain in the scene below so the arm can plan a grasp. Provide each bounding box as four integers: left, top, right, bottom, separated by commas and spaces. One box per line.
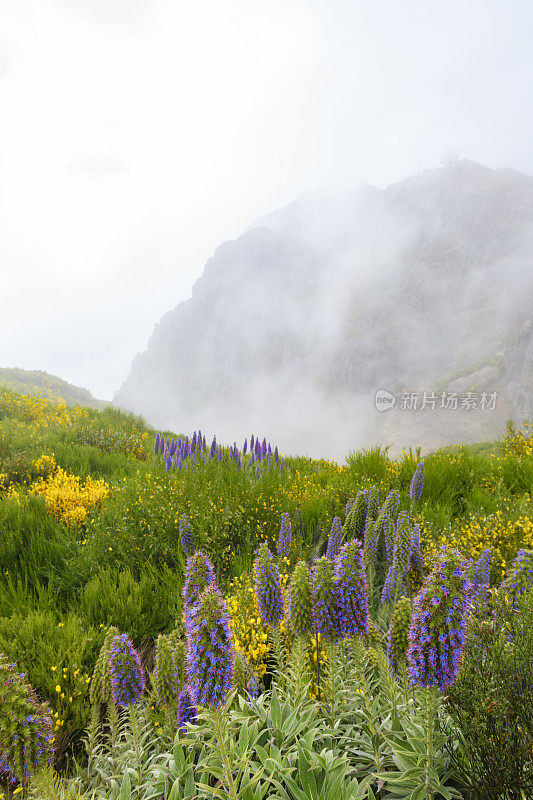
0, 367, 107, 410
115, 161, 533, 458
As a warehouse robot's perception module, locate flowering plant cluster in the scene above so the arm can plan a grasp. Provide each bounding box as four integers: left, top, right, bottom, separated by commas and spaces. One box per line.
253, 543, 284, 627
407, 550, 471, 689
154, 429, 283, 476
0, 653, 54, 786
226, 573, 270, 676
30, 466, 109, 527
184, 586, 235, 708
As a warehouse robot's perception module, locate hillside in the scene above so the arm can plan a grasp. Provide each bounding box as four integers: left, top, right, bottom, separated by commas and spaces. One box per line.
115, 160, 533, 458
0, 367, 107, 410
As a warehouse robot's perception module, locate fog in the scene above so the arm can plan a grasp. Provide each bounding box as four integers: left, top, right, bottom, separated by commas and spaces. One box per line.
1, 0, 533, 456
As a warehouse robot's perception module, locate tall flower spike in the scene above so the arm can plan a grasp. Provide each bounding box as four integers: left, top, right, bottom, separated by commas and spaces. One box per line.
381, 512, 412, 604
90, 625, 120, 704
183, 551, 217, 611
501, 548, 533, 599
311, 556, 338, 639
344, 489, 369, 540
326, 516, 343, 562
363, 518, 379, 569
154, 432, 160, 455
367, 485, 380, 521
334, 540, 369, 637
0, 654, 54, 786
253, 543, 284, 627
185, 586, 234, 707
109, 634, 145, 707
387, 595, 413, 674
177, 687, 197, 732
179, 514, 195, 556
407, 550, 470, 689
277, 512, 292, 559
287, 561, 313, 638
153, 631, 184, 707
410, 461, 425, 503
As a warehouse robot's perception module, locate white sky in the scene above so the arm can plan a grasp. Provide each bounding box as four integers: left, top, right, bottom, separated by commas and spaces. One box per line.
1, 0, 532, 399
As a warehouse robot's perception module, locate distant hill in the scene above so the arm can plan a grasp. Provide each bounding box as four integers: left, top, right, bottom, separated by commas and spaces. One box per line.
0, 367, 107, 410
115, 160, 533, 459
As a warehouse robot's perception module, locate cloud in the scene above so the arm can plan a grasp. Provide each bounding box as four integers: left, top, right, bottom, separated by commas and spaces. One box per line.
68, 150, 128, 178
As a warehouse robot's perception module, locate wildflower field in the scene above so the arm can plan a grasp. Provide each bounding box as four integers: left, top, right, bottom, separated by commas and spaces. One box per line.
0, 386, 532, 799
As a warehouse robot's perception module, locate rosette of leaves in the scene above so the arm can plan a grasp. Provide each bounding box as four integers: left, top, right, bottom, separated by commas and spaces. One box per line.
89, 625, 119, 704
185, 586, 235, 707
182, 551, 217, 611
407, 550, 471, 689
344, 489, 369, 540
311, 556, 338, 639
0, 653, 54, 786
108, 634, 145, 707
387, 595, 413, 673
325, 516, 343, 562
179, 514, 195, 556
153, 630, 185, 708
334, 540, 369, 637
253, 543, 284, 627
287, 561, 313, 638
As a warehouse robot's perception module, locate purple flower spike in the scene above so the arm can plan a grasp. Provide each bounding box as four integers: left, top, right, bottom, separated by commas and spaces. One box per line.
274, 446, 279, 463
311, 556, 338, 639
177, 687, 197, 732
334, 540, 369, 637
407, 550, 470, 689
250, 434, 255, 451
185, 586, 234, 708
183, 551, 217, 611
261, 438, 267, 457
469, 548, 491, 605
410, 462, 425, 503
277, 512, 292, 559
154, 432, 160, 455
254, 543, 284, 627
243, 438, 248, 454
109, 634, 145, 707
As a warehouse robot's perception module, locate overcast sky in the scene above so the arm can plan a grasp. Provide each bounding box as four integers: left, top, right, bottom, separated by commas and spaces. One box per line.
1, 0, 532, 400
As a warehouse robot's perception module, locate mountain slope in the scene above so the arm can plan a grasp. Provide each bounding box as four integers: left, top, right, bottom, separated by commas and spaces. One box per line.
115, 161, 533, 458
0, 367, 107, 410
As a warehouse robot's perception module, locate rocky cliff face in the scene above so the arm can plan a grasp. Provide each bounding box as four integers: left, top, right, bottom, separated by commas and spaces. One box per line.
115, 161, 533, 458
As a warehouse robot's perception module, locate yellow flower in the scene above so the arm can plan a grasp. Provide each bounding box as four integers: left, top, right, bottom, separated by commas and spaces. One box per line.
55, 685, 61, 692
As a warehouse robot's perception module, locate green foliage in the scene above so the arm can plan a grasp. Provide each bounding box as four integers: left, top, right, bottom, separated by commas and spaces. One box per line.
153, 630, 185, 709
445, 589, 533, 799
